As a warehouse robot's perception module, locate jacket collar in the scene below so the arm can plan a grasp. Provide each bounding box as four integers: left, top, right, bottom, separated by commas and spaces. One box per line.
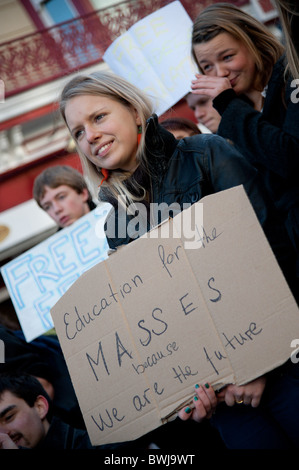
144, 114, 178, 180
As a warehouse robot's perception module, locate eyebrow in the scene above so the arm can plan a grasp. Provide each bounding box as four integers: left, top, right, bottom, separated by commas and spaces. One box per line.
199, 48, 235, 64
53, 190, 67, 198
41, 189, 68, 206
0, 405, 17, 419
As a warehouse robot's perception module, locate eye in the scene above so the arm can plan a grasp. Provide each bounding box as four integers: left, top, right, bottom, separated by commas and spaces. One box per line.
74, 129, 84, 140
223, 54, 233, 61
202, 64, 212, 72
41, 201, 51, 212
95, 113, 105, 123
4, 413, 15, 423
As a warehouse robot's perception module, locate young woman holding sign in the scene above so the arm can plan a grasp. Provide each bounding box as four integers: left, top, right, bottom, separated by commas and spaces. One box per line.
58, 70, 299, 449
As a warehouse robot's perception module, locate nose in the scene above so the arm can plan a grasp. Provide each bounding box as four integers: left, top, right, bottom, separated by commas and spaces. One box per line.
85, 124, 100, 144
194, 105, 206, 120
215, 63, 229, 77
52, 200, 62, 214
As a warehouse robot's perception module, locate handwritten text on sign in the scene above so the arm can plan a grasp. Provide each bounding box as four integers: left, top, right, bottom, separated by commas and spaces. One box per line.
51, 187, 299, 445
1, 204, 110, 342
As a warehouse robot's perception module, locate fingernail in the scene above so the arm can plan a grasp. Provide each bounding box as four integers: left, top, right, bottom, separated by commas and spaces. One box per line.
205, 383, 210, 389
194, 396, 198, 401
185, 407, 191, 414
195, 384, 199, 389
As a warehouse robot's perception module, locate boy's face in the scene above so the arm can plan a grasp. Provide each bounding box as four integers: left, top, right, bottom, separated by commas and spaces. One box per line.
186, 93, 221, 133
0, 391, 49, 448
39, 184, 90, 228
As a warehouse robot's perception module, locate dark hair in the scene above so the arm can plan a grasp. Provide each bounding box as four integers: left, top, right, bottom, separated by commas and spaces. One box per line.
33, 165, 93, 207
0, 373, 52, 415
159, 117, 201, 136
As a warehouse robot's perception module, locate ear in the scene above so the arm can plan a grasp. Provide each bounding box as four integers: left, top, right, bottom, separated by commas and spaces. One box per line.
34, 395, 49, 421
80, 187, 89, 203
133, 107, 142, 126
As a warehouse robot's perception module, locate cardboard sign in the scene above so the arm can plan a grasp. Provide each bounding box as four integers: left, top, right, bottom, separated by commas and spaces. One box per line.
51, 186, 299, 445
1, 204, 110, 342
103, 1, 197, 116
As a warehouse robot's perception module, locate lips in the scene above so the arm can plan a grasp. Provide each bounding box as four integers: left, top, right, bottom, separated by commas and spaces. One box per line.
10, 433, 23, 445
94, 140, 113, 158
59, 216, 70, 226
229, 75, 239, 87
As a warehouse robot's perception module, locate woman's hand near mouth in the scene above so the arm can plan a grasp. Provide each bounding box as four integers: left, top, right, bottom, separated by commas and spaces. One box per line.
191, 74, 233, 100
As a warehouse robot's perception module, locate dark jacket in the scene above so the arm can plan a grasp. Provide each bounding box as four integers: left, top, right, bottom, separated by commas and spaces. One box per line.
0, 326, 84, 429
213, 56, 299, 268
34, 416, 153, 451
35, 416, 94, 449
103, 116, 298, 301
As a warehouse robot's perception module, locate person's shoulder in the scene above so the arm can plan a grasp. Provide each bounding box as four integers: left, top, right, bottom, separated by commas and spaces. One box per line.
38, 416, 93, 449
269, 54, 287, 84
177, 133, 229, 153
178, 133, 213, 148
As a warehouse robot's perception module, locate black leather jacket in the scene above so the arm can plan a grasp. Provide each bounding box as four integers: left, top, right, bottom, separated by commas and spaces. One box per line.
103, 115, 298, 300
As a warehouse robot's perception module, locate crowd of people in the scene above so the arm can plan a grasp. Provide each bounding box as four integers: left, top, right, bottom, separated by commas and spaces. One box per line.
1, 1, 299, 451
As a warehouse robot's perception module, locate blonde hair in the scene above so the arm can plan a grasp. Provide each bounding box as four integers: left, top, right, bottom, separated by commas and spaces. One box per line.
192, 3, 284, 91
275, 0, 299, 79
59, 71, 154, 207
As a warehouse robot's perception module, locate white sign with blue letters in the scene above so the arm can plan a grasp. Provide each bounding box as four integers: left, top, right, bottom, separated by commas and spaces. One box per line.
1, 204, 110, 342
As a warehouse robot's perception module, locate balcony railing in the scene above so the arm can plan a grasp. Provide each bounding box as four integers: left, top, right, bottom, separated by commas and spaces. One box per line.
0, 0, 247, 98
